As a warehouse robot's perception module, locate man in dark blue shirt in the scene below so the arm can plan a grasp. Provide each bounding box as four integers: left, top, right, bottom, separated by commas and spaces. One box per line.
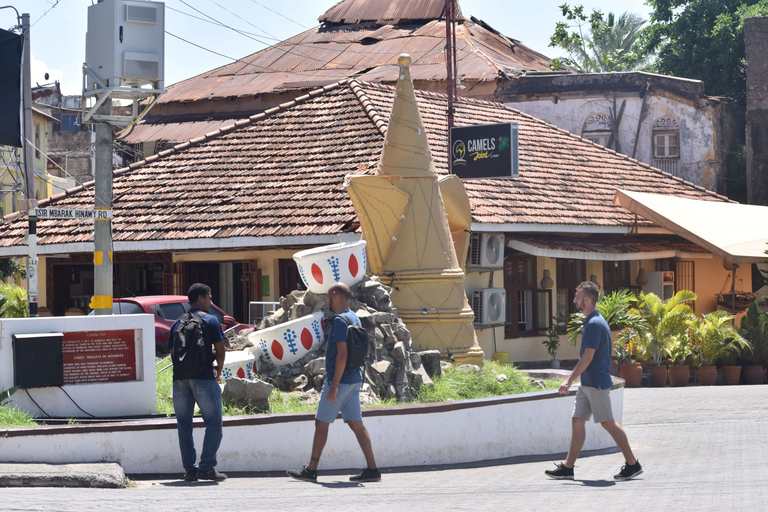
170, 283, 227, 483
545, 280, 642, 481
287, 282, 380, 483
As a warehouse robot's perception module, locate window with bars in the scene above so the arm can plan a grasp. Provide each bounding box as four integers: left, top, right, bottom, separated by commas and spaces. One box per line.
504, 254, 539, 338
603, 261, 631, 294
556, 259, 587, 320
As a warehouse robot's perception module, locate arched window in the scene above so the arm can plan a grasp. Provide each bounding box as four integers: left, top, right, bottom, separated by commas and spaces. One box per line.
652, 117, 680, 158
652, 116, 680, 175
582, 113, 613, 148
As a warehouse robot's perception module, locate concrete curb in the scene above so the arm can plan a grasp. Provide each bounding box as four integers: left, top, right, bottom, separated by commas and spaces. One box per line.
0, 463, 126, 488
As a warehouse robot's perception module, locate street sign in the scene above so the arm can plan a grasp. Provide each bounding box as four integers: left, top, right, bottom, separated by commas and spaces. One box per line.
450, 122, 519, 179
34, 208, 112, 220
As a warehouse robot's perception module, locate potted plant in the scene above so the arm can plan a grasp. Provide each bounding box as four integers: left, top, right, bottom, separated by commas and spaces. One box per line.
739, 301, 768, 384
688, 310, 751, 385
567, 288, 638, 343
666, 334, 692, 387
614, 328, 642, 387
631, 290, 697, 387
542, 316, 564, 369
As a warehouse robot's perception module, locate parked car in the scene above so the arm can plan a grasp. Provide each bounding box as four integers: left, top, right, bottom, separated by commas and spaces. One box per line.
90, 295, 248, 356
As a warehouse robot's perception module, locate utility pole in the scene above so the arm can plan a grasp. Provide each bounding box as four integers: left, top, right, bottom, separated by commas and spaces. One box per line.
21, 12, 37, 317
90, 99, 113, 315
445, 0, 458, 174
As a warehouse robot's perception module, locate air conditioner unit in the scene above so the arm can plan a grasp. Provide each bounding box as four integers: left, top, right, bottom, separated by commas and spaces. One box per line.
85, 0, 165, 88
472, 288, 506, 325
468, 232, 504, 269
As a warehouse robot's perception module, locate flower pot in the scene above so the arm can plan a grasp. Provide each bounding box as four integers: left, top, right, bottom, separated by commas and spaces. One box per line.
248, 312, 325, 365
668, 365, 690, 387
619, 363, 643, 387
551, 359, 561, 369
696, 365, 718, 386
650, 365, 668, 387
721, 365, 742, 385
744, 365, 765, 385
293, 241, 367, 293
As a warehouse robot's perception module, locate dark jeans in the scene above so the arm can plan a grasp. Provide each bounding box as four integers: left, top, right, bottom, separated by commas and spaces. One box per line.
173, 378, 223, 472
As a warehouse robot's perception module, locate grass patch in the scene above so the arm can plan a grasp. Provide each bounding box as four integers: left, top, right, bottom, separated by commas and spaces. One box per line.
155, 358, 563, 416
0, 404, 37, 427
417, 360, 560, 402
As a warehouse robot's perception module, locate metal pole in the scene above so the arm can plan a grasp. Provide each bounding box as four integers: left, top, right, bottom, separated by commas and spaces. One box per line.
90, 99, 113, 315
20, 12, 37, 317
445, 0, 455, 130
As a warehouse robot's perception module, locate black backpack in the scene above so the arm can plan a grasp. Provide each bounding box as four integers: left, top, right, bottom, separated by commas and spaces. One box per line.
171, 311, 209, 379
336, 314, 369, 370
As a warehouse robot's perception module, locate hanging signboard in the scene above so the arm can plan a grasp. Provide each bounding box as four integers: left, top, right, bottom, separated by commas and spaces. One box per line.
450, 122, 519, 179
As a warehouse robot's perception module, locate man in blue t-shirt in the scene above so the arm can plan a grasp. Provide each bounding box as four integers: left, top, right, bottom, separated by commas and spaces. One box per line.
170, 283, 228, 483
287, 282, 380, 483
545, 281, 643, 482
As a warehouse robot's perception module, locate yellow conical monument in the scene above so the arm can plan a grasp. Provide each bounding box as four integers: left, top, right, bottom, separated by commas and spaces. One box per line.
345, 54, 483, 364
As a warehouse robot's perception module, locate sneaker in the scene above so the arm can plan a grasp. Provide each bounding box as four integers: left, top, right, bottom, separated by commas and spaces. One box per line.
198, 468, 227, 481
183, 469, 198, 482
544, 462, 574, 480
614, 460, 643, 481
349, 468, 381, 482
286, 466, 317, 482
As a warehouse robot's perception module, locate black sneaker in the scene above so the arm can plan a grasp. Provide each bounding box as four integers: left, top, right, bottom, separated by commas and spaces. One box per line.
286, 466, 318, 482
198, 468, 227, 481
544, 462, 574, 480
614, 460, 643, 481
349, 468, 381, 482
183, 469, 198, 482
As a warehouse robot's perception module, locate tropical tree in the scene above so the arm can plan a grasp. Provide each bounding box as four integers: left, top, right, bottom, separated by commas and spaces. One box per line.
550, 4, 654, 72
0, 283, 28, 318
0, 258, 26, 280
631, 290, 697, 365
643, 0, 768, 105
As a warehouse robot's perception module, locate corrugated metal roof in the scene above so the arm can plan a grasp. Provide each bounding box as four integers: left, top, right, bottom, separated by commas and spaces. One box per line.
319, 0, 455, 24
156, 19, 550, 105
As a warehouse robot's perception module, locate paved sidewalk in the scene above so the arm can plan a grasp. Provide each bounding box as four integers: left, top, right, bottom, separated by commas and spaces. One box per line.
1, 385, 766, 511
0, 463, 125, 488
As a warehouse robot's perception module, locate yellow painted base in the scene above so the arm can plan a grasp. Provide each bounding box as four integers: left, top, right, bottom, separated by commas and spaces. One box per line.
441, 346, 485, 366
492, 352, 510, 365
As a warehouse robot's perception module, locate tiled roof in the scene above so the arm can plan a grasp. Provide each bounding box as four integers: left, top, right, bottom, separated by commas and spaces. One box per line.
509, 234, 710, 257
0, 80, 727, 252
319, 0, 454, 24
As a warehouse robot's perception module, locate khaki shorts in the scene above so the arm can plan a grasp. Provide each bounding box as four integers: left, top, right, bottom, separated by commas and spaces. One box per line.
573, 385, 614, 423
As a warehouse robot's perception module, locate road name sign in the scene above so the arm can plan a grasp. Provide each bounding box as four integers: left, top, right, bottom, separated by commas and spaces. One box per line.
34, 208, 112, 220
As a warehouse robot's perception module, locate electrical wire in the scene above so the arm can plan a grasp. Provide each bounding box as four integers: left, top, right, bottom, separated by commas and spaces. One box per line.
58, 386, 95, 418
23, 388, 51, 417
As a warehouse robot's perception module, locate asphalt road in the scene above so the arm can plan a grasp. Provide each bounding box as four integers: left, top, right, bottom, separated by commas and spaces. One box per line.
4, 385, 767, 511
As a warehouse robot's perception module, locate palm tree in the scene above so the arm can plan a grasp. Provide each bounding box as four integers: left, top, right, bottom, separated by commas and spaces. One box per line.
632, 290, 697, 365
689, 310, 750, 367
551, 8, 654, 73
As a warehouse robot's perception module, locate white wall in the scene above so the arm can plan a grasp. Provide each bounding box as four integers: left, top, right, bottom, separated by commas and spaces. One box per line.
0, 384, 624, 474
506, 93, 723, 191
0, 314, 156, 418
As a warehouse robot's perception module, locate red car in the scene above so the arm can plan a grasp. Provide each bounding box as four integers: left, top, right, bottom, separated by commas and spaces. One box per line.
96, 296, 245, 356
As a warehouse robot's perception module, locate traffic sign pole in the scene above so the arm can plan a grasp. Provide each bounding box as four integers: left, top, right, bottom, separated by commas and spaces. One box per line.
90, 99, 114, 315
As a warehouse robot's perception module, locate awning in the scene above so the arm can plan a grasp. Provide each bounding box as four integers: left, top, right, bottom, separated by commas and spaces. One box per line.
508, 234, 711, 261
614, 190, 768, 264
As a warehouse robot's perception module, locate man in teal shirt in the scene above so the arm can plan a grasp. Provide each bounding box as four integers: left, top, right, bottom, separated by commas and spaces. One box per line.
546, 280, 642, 481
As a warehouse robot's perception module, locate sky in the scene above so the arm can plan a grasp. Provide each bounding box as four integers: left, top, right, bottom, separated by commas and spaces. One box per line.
6, 0, 655, 97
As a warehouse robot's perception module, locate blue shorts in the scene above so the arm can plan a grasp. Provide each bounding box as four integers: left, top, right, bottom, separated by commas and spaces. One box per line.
316, 381, 363, 423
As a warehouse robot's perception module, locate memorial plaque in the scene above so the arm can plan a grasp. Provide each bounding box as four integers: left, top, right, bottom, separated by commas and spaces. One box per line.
62, 329, 137, 384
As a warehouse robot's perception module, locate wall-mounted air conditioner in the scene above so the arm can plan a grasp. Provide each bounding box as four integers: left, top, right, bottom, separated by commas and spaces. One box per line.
468, 232, 504, 269
472, 288, 506, 325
